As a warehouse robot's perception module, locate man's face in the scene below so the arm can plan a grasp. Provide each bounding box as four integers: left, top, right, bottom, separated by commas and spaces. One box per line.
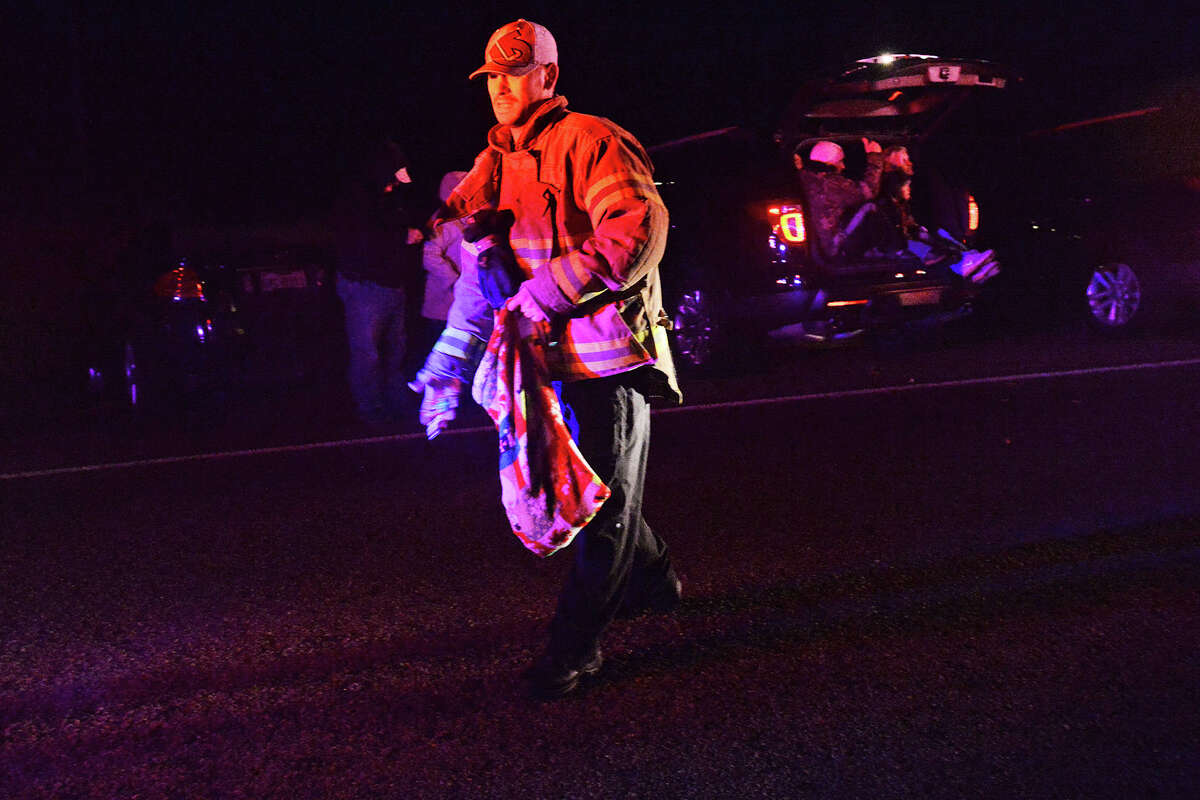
486, 65, 556, 127
886, 147, 913, 175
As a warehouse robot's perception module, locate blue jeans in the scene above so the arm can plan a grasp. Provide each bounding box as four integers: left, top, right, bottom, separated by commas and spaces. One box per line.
336, 275, 407, 421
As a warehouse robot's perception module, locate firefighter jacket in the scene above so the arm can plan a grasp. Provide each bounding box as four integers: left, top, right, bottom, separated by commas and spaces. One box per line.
417, 96, 681, 405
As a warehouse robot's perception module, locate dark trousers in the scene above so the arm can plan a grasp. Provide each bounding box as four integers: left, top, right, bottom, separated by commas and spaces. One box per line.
548, 370, 672, 666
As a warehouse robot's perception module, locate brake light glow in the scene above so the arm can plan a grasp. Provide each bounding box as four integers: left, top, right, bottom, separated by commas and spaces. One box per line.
778, 212, 806, 243
967, 194, 980, 233
769, 204, 806, 244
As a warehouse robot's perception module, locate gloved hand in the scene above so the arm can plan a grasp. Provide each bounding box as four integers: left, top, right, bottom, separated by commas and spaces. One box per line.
506, 279, 558, 323
462, 209, 522, 308
407, 373, 464, 440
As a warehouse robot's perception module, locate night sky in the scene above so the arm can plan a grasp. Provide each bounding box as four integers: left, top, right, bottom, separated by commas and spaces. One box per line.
9, 0, 1198, 225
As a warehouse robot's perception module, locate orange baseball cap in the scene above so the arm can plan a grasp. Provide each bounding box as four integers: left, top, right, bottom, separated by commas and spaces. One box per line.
468, 19, 558, 80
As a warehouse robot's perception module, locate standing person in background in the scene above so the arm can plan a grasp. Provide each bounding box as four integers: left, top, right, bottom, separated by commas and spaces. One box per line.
417, 170, 470, 358
332, 138, 424, 424
409, 19, 683, 698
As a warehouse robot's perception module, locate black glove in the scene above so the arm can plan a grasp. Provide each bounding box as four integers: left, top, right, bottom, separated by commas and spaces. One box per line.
462, 209, 522, 309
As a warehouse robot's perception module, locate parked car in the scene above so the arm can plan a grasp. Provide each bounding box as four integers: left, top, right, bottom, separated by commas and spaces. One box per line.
653, 55, 1019, 369
83, 228, 343, 409
985, 100, 1200, 333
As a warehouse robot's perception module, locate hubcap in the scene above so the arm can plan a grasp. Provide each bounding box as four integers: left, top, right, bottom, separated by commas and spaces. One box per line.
1086, 263, 1141, 327
672, 290, 715, 367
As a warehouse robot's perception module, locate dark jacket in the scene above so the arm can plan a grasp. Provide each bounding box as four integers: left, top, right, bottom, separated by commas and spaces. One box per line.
332, 140, 421, 288
879, 167, 920, 241
798, 153, 883, 261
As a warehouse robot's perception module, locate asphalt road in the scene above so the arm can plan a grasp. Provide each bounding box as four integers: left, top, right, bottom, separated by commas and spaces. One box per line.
2, 322, 1199, 798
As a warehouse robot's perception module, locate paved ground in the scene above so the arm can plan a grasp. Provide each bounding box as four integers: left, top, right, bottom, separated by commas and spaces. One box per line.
2, 323, 1199, 798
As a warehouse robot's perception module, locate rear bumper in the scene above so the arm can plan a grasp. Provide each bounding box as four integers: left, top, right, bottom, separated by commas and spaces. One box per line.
730, 275, 979, 334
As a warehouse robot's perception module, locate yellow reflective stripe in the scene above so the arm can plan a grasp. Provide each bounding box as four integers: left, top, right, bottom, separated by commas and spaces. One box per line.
433, 341, 471, 359
561, 250, 594, 300
567, 337, 636, 354
584, 173, 626, 210
592, 183, 664, 221
544, 256, 578, 303
509, 236, 555, 249
432, 328, 486, 360
562, 354, 645, 374
587, 173, 659, 211
513, 248, 553, 262
510, 234, 590, 249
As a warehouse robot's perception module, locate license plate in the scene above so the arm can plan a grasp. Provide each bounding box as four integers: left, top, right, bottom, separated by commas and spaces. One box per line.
260, 270, 309, 292
928, 65, 961, 83
898, 288, 943, 306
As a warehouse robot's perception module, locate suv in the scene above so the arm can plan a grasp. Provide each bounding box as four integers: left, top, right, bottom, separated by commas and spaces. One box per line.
988, 100, 1200, 332
653, 55, 1017, 368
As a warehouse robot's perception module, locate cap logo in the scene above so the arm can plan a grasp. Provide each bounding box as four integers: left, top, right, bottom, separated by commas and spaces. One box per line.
489, 22, 534, 67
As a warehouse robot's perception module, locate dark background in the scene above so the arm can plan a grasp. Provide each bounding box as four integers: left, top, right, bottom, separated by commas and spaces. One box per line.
3, 0, 1198, 410
8, 0, 1198, 224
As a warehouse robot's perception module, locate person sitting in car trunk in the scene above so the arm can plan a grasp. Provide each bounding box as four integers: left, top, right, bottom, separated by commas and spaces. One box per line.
797, 138, 886, 261
801, 139, 999, 282
878, 145, 920, 241
877, 145, 999, 282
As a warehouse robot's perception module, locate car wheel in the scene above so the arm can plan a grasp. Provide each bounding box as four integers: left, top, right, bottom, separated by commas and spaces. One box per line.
1085, 262, 1142, 331
671, 288, 721, 369
122, 340, 144, 407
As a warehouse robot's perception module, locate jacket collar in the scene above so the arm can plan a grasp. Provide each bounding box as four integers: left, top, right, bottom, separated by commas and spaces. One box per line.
436, 96, 570, 223
486, 96, 570, 153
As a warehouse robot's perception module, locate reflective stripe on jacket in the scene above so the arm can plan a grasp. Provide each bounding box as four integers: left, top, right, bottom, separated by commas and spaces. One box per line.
422, 96, 681, 405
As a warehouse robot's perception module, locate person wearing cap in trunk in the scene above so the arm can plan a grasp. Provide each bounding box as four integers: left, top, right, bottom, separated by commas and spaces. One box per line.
409, 19, 683, 698
799, 138, 886, 261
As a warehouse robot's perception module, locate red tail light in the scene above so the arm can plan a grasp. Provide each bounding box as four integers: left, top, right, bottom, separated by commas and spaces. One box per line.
769, 205, 807, 243
780, 212, 806, 243
153, 264, 206, 301
967, 194, 980, 233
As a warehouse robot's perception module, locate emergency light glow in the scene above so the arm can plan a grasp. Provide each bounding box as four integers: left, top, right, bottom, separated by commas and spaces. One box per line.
153, 265, 206, 301
967, 194, 980, 232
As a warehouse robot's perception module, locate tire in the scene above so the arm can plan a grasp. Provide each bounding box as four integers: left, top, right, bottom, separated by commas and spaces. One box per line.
670, 288, 723, 370
122, 340, 140, 407
1085, 262, 1143, 332
121, 335, 177, 410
